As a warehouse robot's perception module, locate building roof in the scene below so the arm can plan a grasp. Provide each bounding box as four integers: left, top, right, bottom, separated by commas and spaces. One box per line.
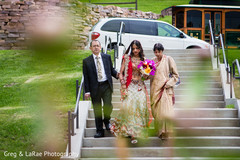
172, 4, 240, 9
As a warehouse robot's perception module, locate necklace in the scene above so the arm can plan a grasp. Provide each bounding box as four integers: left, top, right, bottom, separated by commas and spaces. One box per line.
131, 57, 140, 66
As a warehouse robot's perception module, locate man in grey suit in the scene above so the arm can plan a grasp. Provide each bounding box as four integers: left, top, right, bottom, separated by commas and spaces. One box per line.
83, 40, 119, 138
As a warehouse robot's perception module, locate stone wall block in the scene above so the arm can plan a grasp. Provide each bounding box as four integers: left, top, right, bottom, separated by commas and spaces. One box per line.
0, 1, 12, 5
8, 33, 19, 38
20, 5, 29, 10
11, 4, 20, 9
0, 33, 8, 38
0, 0, 161, 50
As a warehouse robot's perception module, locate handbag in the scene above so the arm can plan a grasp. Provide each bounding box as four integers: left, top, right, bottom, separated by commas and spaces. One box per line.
167, 56, 180, 88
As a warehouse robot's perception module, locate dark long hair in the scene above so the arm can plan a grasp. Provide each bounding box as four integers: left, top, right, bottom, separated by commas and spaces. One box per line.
124, 40, 145, 61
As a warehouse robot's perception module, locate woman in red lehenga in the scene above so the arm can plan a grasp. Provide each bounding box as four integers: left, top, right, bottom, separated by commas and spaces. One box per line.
110, 40, 152, 144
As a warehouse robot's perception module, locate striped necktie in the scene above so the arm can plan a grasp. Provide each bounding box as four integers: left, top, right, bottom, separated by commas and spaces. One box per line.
96, 56, 103, 80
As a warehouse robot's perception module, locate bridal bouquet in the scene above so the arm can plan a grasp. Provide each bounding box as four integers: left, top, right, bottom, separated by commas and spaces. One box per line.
138, 59, 156, 76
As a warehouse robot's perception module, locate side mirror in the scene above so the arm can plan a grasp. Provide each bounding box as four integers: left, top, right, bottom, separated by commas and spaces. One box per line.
179, 33, 185, 38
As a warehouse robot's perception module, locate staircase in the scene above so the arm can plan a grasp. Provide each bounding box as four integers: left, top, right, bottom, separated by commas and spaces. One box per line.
80, 49, 240, 159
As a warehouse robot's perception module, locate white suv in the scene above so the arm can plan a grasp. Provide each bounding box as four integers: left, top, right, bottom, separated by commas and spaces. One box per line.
89, 18, 210, 50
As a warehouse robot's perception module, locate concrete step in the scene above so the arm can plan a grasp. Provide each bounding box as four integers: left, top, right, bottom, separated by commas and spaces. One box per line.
80, 157, 240, 160
162, 70, 219, 76
144, 51, 203, 56
88, 108, 238, 119
81, 147, 240, 158
86, 118, 240, 128
113, 88, 223, 95
112, 82, 222, 89
84, 127, 240, 137
112, 70, 220, 77
112, 76, 221, 83
112, 101, 225, 108
83, 136, 240, 147
176, 66, 212, 71
112, 95, 224, 102
144, 56, 210, 61
145, 49, 210, 54
173, 61, 212, 66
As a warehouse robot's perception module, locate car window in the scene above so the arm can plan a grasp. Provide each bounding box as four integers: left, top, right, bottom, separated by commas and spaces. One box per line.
101, 20, 129, 32
129, 20, 157, 36
157, 22, 181, 37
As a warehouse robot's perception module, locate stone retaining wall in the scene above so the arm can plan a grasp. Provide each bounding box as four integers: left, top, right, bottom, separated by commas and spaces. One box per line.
0, 0, 161, 50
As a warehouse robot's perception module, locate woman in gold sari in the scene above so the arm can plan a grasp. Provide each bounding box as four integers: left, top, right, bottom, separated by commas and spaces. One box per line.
111, 40, 152, 144
150, 43, 179, 140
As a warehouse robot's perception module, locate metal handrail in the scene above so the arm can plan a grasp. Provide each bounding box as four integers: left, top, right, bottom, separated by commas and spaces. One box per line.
117, 21, 125, 47
217, 34, 240, 98
114, 21, 125, 69
233, 59, 240, 79
219, 34, 232, 85
104, 36, 112, 54
209, 20, 215, 46
67, 75, 85, 156
209, 20, 219, 58
219, 34, 228, 71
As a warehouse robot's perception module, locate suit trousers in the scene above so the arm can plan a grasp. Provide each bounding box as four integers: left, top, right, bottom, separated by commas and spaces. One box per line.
91, 81, 113, 133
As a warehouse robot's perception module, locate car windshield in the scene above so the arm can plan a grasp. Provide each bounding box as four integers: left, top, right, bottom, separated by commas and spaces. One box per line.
157, 22, 181, 37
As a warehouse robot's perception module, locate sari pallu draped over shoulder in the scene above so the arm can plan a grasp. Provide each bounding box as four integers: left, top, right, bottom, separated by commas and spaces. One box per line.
150, 55, 179, 122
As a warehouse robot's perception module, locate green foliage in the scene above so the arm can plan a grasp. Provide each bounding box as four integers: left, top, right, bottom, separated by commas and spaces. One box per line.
0, 50, 92, 159
218, 48, 240, 65
226, 104, 235, 108
79, 0, 190, 16
218, 48, 240, 98
78, 0, 190, 24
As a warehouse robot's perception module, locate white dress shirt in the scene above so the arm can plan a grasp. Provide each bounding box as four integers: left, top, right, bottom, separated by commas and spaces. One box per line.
93, 54, 107, 82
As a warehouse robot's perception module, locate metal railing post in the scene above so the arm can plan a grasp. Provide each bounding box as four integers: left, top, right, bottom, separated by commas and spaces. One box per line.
230, 66, 232, 98
219, 34, 228, 69
76, 80, 79, 100
68, 111, 71, 156
232, 59, 240, 79
67, 76, 85, 157
227, 64, 230, 84
216, 41, 219, 68
135, 0, 138, 10
76, 106, 79, 129
71, 113, 75, 136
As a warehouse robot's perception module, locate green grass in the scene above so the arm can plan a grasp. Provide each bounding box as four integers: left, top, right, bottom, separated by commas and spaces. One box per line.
0, 50, 92, 159
218, 48, 240, 98
80, 0, 190, 23
219, 48, 240, 66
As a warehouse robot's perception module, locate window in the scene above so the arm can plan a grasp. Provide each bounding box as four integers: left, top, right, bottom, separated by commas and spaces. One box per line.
101, 20, 129, 32
205, 13, 210, 34
176, 11, 184, 28
225, 11, 240, 29
187, 10, 202, 28
129, 20, 157, 35
157, 22, 181, 37
215, 13, 221, 35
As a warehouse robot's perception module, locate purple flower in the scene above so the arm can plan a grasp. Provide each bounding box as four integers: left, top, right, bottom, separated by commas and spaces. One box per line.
138, 59, 156, 76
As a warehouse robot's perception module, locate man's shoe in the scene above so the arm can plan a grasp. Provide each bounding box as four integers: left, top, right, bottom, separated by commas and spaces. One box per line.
94, 132, 104, 138
105, 123, 111, 131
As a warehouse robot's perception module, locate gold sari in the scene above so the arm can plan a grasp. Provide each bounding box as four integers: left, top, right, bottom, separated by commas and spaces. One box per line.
150, 55, 179, 136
